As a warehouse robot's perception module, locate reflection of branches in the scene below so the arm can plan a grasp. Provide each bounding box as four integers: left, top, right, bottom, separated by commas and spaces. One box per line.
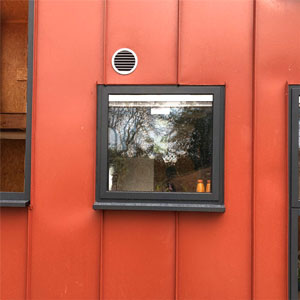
168, 108, 212, 169
108, 106, 212, 170
108, 107, 156, 157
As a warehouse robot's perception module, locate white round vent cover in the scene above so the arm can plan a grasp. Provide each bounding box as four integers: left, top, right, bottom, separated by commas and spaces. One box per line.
112, 48, 138, 75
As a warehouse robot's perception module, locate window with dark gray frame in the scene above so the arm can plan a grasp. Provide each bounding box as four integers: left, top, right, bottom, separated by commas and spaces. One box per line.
0, 0, 34, 207
289, 85, 300, 299
94, 85, 225, 211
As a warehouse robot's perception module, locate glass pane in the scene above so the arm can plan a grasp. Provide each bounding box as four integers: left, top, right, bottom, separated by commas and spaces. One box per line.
108, 94, 213, 193
298, 216, 300, 298
0, 1, 28, 192
298, 96, 300, 199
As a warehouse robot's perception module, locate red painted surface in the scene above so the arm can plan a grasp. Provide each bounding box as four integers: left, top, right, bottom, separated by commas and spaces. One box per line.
105, 0, 178, 85
103, 1, 178, 299
28, 0, 104, 298
0, 208, 27, 300
254, 1, 300, 299
0, 0, 299, 299
178, 1, 253, 298
102, 211, 175, 300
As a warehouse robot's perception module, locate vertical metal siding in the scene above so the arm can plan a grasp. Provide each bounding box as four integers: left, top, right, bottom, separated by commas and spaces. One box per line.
102, 211, 176, 300
178, 0, 253, 298
28, 0, 104, 298
0, 208, 28, 299
254, 1, 300, 298
1, 0, 299, 299
102, 1, 178, 299
104, 0, 178, 85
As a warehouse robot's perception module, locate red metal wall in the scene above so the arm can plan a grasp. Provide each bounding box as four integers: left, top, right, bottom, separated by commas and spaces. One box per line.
254, 1, 300, 298
1, 0, 300, 299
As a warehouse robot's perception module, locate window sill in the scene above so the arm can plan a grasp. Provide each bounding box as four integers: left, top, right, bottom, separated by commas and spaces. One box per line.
0, 200, 30, 207
93, 201, 225, 212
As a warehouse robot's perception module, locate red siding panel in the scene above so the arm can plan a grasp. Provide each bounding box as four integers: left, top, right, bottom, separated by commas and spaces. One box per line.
254, 1, 300, 298
178, 0, 253, 298
105, 0, 178, 84
29, 1, 104, 298
102, 211, 175, 300
2, 1, 298, 299
0, 208, 27, 300
102, 1, 178, 299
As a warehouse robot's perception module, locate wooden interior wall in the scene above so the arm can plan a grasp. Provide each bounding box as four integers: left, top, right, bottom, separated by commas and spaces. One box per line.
0, 139, 25, 192
1, 0, 28, 22
1, 1, 28, 113
1, 23, 28, 113
0, 0, 28, 193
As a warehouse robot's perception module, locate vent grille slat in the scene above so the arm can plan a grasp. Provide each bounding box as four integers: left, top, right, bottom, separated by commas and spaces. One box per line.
115, 65, 135, 67
112, 48, 138, 75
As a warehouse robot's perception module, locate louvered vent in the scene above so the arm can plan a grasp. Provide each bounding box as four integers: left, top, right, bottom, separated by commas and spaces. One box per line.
112, 48, 138, 75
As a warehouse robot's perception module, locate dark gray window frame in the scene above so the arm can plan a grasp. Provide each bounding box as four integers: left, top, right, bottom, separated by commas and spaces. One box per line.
290, 209, 299, 300
289, 85, 300, 299
94, 85, 225, 212
0, 1, 34, 207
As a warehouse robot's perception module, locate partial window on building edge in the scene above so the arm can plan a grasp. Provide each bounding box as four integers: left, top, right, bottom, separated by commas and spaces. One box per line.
0, 0, 34, 207
289, 85, 300, 299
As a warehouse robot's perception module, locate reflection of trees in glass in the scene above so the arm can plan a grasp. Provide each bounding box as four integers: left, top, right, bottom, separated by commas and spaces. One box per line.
108, 107, 159, 157
165, 108, 212, 191
167, 108, 212, 170
108, 105, 213, 192
298, 109, 300, 148
298, 109, 300, 198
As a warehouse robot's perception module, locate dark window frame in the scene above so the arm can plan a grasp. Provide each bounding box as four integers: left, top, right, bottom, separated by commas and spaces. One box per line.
290, 209, 299, 300
289, 85, 300, 299
0, 1, 34, 207
290, 86, 300, 208
94, 85, 225, 212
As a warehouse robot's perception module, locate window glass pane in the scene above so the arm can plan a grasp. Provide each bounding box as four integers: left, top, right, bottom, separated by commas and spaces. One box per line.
0, 1, 28, 192
298, 216, 300, 298
108, 94, 213, 193
298, 96, 300, 200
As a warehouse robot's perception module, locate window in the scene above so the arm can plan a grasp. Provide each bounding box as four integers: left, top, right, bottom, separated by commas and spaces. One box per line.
290, 210, 300, 300
289, 85, 300, 299
0, 0, 34, 207
94, 85, 225, 211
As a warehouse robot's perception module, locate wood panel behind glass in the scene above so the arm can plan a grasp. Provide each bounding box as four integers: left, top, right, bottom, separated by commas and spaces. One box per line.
0, 0, 28, 192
